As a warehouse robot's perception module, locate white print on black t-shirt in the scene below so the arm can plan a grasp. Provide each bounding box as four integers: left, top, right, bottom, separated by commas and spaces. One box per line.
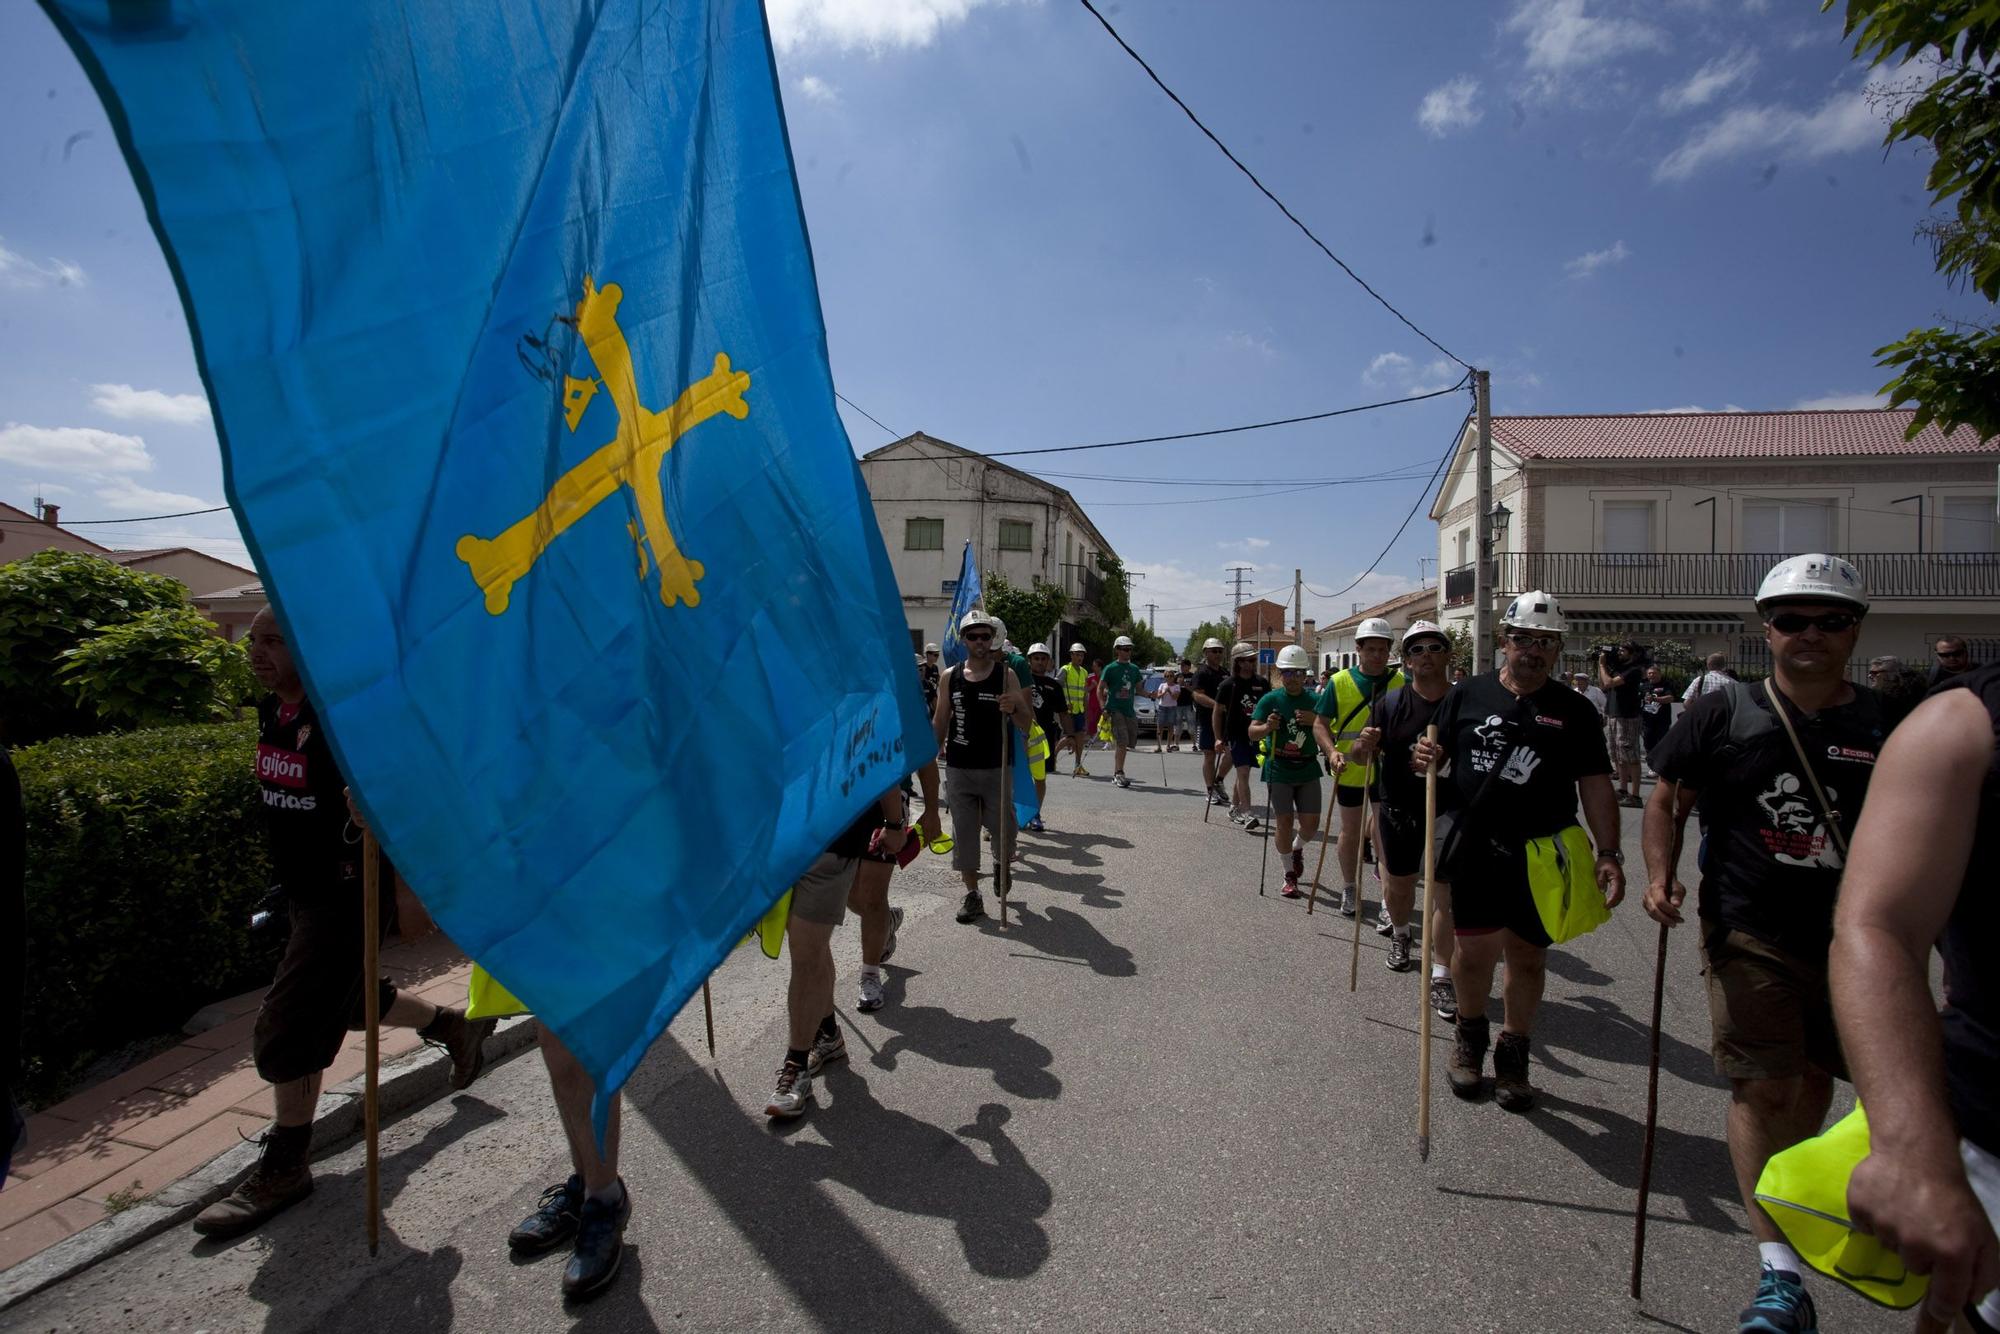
262, 788, 319, 811
1755, 772, 1842, 869
1469, 714, 1542, 785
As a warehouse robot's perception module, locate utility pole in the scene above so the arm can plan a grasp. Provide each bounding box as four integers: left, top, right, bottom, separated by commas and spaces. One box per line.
1292, 569, 1303, 647
1473, 368, 1493, 674
1227, 565, 1254, 615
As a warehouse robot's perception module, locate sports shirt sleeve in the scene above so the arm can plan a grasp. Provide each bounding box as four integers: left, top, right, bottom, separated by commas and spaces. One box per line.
1251, 691, 1277, 722
1645, 689, 1726, 790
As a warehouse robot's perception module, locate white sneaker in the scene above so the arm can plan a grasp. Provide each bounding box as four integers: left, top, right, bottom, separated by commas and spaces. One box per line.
1375, 903, 1396, 937
807, 1028, 847, 1075
1339, 885, 1358, 918
765, 1061, 813, 1118
880, 906, 904, 964
856, 972, 884, 1012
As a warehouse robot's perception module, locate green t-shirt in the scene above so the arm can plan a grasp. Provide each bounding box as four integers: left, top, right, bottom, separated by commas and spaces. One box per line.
1253, 687, 1323, 784
1100, 660, 1145, 716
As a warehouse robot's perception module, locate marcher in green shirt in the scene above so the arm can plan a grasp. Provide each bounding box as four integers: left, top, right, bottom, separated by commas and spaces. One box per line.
1249, 645, 1327, 897
1098, 636, 1151, 788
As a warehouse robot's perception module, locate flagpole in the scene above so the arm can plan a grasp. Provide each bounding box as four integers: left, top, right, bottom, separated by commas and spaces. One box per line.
361, 831, 381, 1256
1417, 725, 1439, 1162
702, 980, 715, 1058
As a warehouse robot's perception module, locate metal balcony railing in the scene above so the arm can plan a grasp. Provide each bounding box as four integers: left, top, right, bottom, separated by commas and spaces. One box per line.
1441, 552, 2000, 601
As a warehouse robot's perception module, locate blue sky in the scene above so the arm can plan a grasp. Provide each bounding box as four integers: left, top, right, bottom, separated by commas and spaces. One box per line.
0, 0, 1979, 642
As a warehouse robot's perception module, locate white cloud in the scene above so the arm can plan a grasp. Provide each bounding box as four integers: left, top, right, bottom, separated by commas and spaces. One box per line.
1643, 403, 1747, 413
0, 237, 86, 289
1655, 71, 1890, 181
89, 383, 213, 425
93, 478, 216, 513
765, 0, 1003, 55
1363, 352, 1413, 386
794, 74, 839, 103
1418, 76, 1483, 137
1658, 48, 1759, 113
1792, 391, 1888, 410
1364, 352, 1457, 395
1217, 538, 1271, 555
1565, 239, 1630, 278
1123, 558, 1241, 642
1507, 0, 1666, 74
1222, 330, 1277, 359
0, 423, 151, 473
1305, 573, 1427, 625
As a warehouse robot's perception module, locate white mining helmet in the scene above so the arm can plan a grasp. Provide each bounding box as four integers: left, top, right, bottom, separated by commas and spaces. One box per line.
1231, 641, 1258, 661
1500, 590, 1567, 634
1028, 642, 1052, 657
1203, 638, 1226, 651
1113, 635, 1135, 649
1403, 619, 1447, 647
959, 609, 999, 635
1754, 554, 1870, 613
1276, 644, 1311, 671
1355, 617, 1394, 644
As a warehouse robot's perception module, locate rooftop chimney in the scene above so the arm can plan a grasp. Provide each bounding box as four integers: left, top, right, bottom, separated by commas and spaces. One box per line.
37, 500, 59, 527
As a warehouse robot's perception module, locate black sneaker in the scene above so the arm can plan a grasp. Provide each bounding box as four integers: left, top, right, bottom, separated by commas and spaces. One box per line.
509, 1174, 584, 1255
561, 1181, 631, 1301
1738, 1264, 1817, 1333
1429, 976, 1458, 1022
955, 891, 986, 924
1385, 933, 1415, 972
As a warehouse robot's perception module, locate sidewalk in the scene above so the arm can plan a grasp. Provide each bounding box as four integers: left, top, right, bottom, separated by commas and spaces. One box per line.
0, 930, 485, 1273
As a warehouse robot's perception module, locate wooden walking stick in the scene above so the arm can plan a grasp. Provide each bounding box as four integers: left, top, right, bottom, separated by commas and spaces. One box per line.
1256, 776, 1274, 897
1630, 779, 1683, 1301
1417, 724, 1439, 1162
701, 980, 715, 1058
361, 830, 382, 1256
1349, 762, 1372, 992
997, 678, 1015, 930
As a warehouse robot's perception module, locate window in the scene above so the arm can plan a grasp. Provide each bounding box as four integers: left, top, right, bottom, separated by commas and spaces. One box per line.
998, 519, 1032, 552
1455, 528, 1470, 568
1742, 500, 1833, 555
1600, 500, 1654, 563
1941, 495, 1999, 554
904, 517, 943, 550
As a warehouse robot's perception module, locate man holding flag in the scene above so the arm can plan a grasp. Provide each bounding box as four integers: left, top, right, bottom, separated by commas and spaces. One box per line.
44, 0, 936, 1300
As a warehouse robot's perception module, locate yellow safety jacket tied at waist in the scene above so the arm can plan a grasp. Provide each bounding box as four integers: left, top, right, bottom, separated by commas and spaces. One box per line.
1326, 667, 1405, 787
1061, 663, 1089, 715
1755, 1105, 1931, 1310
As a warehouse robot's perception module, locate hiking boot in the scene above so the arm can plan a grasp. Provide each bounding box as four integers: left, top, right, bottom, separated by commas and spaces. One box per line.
1374, 903, 1396, 938
956, 891, 986, 924
856, 972, 885, 1013
509, 1174, 584, 1255
807, 1027, 847, 1076
1738, 1265, 1817, 1334
1448, 1016, 1489, 1099
1493, 1030, 1537, 1112
562, 1181, 631, 1301
1429, 976, 1459, 1022
765, 1060, 814, 1118
192, 1126, 313, 1239
1338, 885, 1358, 918
422, 1006, 498, 1091
1386, 933, 1415, 972
880, 906, 904, 964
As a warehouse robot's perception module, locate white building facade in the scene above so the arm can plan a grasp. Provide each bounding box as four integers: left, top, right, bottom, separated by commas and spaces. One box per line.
859, 433, 1120, 651
1431, 408, 2000, 679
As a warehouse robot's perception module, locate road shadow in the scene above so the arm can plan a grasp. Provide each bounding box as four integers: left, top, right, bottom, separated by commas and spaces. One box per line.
1545, 950, 1614, 986
1533, 993, 1721, 1090
867, 970, 1062, 1100
978, 902, 1137, 978
1527, 1092, 1746, 1237
1019, 830, 1133, 871
1019, 863, 1124, 911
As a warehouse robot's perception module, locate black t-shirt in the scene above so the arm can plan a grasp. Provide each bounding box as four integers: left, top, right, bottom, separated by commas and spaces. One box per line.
1215, 672, 1272, 744
1030, 673, 1066, 738
1934, 663, 2000, 1156
945, 663, 1011, 769
1371, 684, 1456, 816
1193, 666, 1229, 710
257, 694, 360, 894
1647, 681, 1885, 958
1433, 671, 1611, 840
1603, 660, 1644, 718
1640, 686, 1674, 748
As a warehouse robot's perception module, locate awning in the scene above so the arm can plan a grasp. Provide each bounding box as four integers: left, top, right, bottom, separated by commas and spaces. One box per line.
1565, 613, 1745, 639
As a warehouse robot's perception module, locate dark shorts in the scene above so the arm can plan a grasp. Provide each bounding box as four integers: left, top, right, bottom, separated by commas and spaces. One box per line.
1267, 778, 1321, 819
1700, 927, 1846, 1082
789, 851, 861, 927
1376, 805, 1442, 879
1230, 739, 1257, 768
1070, 712, 1087, 733
1198, 718, 1218, 753
1441, 834, 1550, 948
253, 887, 399, 1085
1335, 781, 1365, 809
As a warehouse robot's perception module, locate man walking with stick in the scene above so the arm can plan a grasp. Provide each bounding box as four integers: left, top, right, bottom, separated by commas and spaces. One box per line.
1312, 617, 1404, 920
1213, 642, 1270, 829
1100, 635, 1149, 789
1191, 638, 1233, 806
1247, 645, 1325, 898
1411, 591, 1620, 1113
933, 609, 1031, 924
1367, 621, 1457, 992
1640, 555, 1884, 1334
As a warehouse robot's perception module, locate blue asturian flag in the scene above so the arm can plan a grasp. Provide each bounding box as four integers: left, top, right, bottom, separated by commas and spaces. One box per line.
44, 0, 936, 1117
939, 542, 982, 670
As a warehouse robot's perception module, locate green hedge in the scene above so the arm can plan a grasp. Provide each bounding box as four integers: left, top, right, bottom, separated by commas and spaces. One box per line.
16, 721, 281, 1104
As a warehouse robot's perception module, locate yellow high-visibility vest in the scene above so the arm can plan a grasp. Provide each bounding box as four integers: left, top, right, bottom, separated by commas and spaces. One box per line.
1324, 667, 1406, 788
1061, 662, 1090, 714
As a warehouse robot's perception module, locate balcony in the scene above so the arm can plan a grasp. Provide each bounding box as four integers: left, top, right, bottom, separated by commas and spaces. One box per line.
1442, 552, 2000, 602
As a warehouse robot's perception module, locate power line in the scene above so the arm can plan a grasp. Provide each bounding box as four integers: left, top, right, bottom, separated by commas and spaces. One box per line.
1035, 462, 1440, 488
1076, 0, 1468, 371
1304, 409, 1467, 603
0, 503, 230, 526
835, 390, 899, 438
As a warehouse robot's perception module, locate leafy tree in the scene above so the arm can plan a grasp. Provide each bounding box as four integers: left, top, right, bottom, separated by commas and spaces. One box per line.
1832, 1, 2000, 438
1181, 619, 1236, 659
981, 570, 1071, 651
0, 550, 189, 743
1445, 623, 1478, 675
61, 606, 255, 730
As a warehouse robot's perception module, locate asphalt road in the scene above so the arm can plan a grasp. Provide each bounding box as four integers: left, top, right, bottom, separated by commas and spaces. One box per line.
2, 751, 1901, 1333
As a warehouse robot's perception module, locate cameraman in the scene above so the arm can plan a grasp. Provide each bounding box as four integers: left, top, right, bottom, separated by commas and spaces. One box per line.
1596, 641, 1648, 809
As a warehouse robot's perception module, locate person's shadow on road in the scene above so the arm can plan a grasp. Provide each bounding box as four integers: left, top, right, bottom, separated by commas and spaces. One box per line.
979, 902, 1137, 978
1017, 863, 1123, 911
1533, 993, 1722, 1089
1018, 830, 1132, 871
868, 969, 1062, 1100
1525, 1091, 1745, 1236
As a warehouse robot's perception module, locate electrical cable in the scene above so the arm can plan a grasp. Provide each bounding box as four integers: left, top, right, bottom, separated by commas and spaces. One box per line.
1304, 410, 1466, 602
1076, 0, 1469, 371
0, 503, 229, 526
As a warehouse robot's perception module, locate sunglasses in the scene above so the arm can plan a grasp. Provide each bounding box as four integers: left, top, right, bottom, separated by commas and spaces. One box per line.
962, 631, 993, 643
1504, 633, 1560, 650
1939, 649, 1969, 659
1767, 612, 1859, 635
1404, 642, 1449, 656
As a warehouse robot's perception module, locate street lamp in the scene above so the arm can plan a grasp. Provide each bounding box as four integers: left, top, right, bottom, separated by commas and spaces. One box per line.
1489, 500, 1512, 539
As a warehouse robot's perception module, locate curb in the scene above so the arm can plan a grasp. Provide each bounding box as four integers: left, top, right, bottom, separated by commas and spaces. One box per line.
0, 1014, 539, 1314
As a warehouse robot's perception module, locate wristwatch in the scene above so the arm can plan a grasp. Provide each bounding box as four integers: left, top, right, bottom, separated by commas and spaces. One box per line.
1597, 849, 1624, 864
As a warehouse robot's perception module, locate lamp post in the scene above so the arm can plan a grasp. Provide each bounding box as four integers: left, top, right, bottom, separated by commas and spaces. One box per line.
1490, 500, 1512, 592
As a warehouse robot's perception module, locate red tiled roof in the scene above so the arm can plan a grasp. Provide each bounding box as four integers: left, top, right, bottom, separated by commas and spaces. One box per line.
1326, 585, 1438, 632
1491, 408, 1995, 461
